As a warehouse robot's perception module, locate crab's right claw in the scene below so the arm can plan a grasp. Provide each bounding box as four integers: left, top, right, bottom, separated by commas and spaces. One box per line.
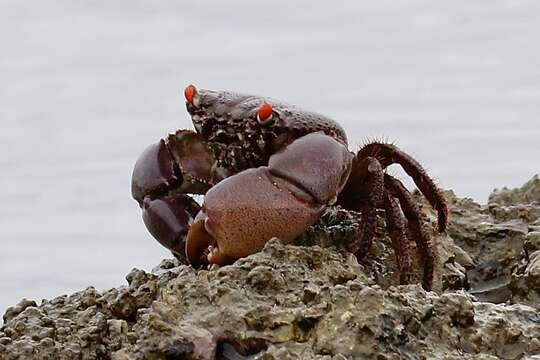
185, 132, 353, 267
131, 130, 215, 259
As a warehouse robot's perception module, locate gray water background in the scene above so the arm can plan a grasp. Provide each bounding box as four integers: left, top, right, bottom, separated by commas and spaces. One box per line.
1, 1, 539, 316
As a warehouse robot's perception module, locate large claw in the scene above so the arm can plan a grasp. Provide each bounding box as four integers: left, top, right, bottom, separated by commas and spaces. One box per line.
131, 130, 217, 258
185, 132, 353, 266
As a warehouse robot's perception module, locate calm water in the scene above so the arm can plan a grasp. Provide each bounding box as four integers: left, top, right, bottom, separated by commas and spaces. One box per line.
1, 1, 539, 316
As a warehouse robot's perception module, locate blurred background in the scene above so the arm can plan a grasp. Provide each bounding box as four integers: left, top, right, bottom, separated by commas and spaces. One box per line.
1, 0, 539, 316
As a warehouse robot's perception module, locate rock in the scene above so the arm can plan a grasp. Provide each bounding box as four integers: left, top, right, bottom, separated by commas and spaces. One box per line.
489, 175, 540, 206
2, 176, 540, 359
2, 299, 37, 324
430, 182, 540, 307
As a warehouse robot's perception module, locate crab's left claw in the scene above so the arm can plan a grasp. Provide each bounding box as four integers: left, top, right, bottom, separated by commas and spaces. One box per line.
132, 130, 217, 259
185, 132, 353, 267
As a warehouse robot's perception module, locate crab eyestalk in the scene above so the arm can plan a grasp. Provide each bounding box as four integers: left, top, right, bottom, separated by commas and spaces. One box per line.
131, 130, 216, 259
184, 84, 201, 108
185, 132, 353, 267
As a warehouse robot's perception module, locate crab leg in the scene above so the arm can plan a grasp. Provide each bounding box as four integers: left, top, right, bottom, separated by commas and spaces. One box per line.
185, 132, 353, 267
340, 156, 385, 257
339, 141, 446, 290
131, 130, 219, 260
384, 174, 434, 290
355, 142, 448, 232
383, 194, 413, 284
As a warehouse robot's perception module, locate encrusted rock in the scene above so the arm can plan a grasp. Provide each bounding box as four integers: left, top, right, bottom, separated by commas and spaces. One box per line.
2, 176, 540, 359
489, 175, 540, 206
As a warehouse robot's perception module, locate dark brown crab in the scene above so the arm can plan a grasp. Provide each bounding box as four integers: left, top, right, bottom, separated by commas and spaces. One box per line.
131, 85, 448, 290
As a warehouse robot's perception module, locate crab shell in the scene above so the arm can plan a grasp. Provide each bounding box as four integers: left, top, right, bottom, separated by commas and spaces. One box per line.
185, 87, 348, 174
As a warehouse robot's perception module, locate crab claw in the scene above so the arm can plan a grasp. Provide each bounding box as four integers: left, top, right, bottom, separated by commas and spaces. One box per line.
185, 132, 353, 266
132, 138, 177, 206
140, 194, 200, 257
131, 130, 216, 258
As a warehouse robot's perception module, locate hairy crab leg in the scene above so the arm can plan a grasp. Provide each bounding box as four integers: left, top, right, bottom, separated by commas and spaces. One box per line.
342, 157, 385, 258
383, 194, 414, 284
355, 142, 448, 232
131, 130, 219, 260
338, 142, 442, 290
355, 208, 377, 258
340, 156, 415, 285
384, 174, 434, 290
185, 132, 353, 267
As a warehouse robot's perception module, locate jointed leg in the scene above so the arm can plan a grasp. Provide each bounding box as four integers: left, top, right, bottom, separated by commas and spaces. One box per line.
383, 194, 413, 284
345, 157, 384, 258
356, 207, 377, 259
384, 174, 434, 290
357, 143, 448, 232
337, 141, 446, 290
341, 156, 417, 286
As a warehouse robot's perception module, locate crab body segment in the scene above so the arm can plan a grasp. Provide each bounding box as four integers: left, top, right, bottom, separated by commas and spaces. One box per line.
131, 86, 448, 290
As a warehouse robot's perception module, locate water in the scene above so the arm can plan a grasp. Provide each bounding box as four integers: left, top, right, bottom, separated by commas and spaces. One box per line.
1, 0, 539, 316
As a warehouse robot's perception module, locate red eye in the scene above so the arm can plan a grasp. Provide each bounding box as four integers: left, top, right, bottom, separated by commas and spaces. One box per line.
184, 84, 197, 104
257, 103, 273, 122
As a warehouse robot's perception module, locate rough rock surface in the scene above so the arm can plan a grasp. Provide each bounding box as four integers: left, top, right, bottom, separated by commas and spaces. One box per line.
2, 176, 540, 359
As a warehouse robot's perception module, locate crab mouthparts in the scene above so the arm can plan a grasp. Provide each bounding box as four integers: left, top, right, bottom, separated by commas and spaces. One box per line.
191, 116, 203, 134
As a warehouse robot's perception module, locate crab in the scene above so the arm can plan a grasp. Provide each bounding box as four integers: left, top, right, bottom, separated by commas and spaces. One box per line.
131, 85, 448, 290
